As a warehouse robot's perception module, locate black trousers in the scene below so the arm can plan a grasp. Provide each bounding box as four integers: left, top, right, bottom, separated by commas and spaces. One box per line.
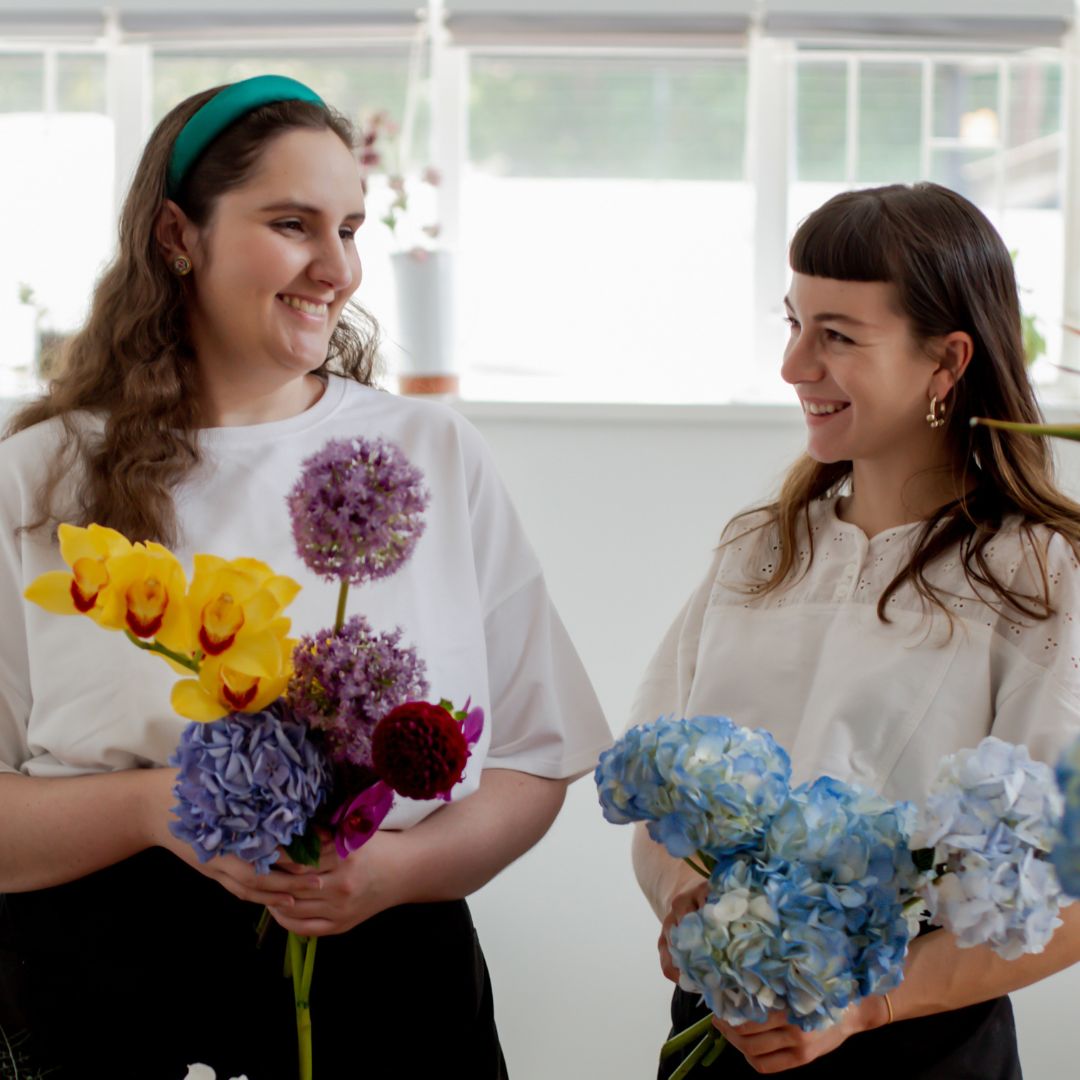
0, 848, 507, 1079
658, 985, 1022, 1080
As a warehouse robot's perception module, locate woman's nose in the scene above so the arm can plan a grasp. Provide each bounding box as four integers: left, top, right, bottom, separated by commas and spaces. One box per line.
780, 330, 823, 386
311, 233, 355, 291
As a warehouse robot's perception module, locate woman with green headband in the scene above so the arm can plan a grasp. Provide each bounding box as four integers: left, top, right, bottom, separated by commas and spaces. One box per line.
0, 76, 610, 1077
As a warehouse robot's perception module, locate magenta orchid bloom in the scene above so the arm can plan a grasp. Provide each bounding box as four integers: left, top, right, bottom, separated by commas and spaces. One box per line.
330, 781, 394, 858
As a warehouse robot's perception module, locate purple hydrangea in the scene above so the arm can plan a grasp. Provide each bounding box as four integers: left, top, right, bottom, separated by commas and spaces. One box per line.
288, 614, 429, 768
168, 702, 330, 875
287, 436, 429, 585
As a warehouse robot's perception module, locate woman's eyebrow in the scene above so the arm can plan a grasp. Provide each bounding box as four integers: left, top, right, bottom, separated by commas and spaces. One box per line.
258, 200, 366, 224
783, 296, 873, 328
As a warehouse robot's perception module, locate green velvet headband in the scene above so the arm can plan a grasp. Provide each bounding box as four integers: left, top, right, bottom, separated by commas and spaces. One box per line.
166, 74, 326, 198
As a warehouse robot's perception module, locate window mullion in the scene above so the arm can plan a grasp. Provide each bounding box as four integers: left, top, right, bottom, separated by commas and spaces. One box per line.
749, 28, 791, 390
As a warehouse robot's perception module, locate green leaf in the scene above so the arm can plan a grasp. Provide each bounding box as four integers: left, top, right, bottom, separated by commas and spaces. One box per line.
912, 847, 936, 873
285, 825, 322, 867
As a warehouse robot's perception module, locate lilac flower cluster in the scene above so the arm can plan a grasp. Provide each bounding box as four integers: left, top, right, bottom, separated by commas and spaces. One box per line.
914, 736, 1067, 959
288, 614, 429, 768
169, 702, 330, 874
595, 715, 791, 858
286, 436, 429, 586
1051, 735, 1080, 897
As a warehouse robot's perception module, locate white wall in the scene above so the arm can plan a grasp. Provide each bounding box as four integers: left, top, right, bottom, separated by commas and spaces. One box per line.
462, 401, 1080, 1080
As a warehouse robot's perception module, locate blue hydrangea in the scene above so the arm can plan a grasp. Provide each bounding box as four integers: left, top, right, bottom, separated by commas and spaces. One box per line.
914, 736, 1067, 960
764, 777, 921, 996
1052, 735, 1080, 898
595, 715, 791, 859
169, 702, 331, 874
667, 857, 859, 1030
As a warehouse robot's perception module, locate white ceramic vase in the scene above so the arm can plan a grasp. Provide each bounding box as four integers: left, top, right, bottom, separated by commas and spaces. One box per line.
390, 249, 458, 396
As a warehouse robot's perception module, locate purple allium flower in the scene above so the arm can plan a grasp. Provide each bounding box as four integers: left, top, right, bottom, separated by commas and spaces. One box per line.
287, 436, 429, 585
168, 702, 330, 875
288, 614, 429, 768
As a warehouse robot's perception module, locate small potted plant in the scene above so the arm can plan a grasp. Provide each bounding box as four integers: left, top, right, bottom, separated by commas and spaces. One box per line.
358, 112, 457, 397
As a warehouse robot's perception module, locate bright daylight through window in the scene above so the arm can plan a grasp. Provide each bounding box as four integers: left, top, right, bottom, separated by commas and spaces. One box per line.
0, 2, 1074, 405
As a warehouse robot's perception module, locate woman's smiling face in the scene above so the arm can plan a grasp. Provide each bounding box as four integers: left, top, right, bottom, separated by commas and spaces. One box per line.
780, 273, 945, 470
181, 126, 366, 386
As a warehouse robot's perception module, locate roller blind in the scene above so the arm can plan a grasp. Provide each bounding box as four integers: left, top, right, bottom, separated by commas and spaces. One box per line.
446, 0, 756, 44
763, 0, 1073, 43
0, 2, 422, 36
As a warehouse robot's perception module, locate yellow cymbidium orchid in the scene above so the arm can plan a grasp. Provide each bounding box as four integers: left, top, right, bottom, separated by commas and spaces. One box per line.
185, 554, 301, 671
93, 543, 191, 655
171, 627, 295, 722
24, 523, 134, 621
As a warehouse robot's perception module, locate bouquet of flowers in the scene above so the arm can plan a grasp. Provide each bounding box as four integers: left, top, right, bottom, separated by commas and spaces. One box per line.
25, 436, 483, 1080
596, 717, 1069, 1078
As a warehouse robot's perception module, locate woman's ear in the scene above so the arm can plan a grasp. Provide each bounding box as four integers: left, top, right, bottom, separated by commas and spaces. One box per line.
154, 199, 197, 269
930, 331, 974, 401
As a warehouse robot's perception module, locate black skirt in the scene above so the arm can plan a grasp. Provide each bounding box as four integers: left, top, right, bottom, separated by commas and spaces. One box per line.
658, 985, 1021, 1080
0, 848, 507, 1079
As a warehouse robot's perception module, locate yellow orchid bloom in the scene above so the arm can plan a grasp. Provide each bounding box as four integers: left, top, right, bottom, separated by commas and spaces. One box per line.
24, 523, 133, 621
94, 543, 191, 654
184, 555, 300, 674
171, 634, 295, 722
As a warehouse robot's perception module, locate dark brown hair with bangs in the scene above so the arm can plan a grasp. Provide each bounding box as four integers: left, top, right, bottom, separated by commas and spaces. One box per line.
6, 86, 380, 547
735, 182, 1080, 624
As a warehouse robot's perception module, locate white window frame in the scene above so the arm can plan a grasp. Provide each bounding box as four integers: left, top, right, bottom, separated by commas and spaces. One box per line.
3, 7, 1079, 402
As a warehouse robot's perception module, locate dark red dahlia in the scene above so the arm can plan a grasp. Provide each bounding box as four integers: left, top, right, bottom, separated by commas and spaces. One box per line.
371, 701, 468, 800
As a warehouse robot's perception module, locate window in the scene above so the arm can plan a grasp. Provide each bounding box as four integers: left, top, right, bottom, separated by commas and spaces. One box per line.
0, 8, 1073, 405
791, 52, 1065, 390
462, 52, 751, 402
0, 49, 112, 396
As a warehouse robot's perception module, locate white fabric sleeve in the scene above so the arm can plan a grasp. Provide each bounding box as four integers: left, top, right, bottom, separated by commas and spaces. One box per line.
990, 531, 1080, 766
0, 470, 34, 774
625, 545, 725, 734
455, 417, 611, 779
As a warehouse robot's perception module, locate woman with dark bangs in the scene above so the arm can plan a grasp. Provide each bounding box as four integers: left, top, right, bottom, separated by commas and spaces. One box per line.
633, 182, 1080, 1078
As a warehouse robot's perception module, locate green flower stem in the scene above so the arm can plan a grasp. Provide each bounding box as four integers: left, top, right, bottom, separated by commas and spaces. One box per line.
970, 417, 1080, 441
669, 1033, 715, 1080
288, 931, 304, 1003
254, 906, 272, 948
123, 630, 201, 672
701, 1035, 727, 1067
683, 857, 710, 879
335, 580, 349, 633
300, 935, 318, 1003
287, 931, 314, 1080
660, 1014, 715, 1059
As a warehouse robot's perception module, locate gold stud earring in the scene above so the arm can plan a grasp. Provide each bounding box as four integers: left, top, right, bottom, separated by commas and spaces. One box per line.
171, 255, 192, 277
926, 394, 946, 429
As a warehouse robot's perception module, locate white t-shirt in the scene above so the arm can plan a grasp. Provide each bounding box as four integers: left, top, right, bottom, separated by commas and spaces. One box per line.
629, 496, 1080, 806
0, 376, 611, 829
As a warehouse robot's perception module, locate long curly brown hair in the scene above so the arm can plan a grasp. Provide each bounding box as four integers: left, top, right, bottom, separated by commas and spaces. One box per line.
6, 86, 380, 547
731, 183, 1080, 626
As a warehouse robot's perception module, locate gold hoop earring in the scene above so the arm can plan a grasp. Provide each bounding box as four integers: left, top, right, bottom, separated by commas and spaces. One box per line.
926, 395, 947, 429
171, 255, 192, 277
